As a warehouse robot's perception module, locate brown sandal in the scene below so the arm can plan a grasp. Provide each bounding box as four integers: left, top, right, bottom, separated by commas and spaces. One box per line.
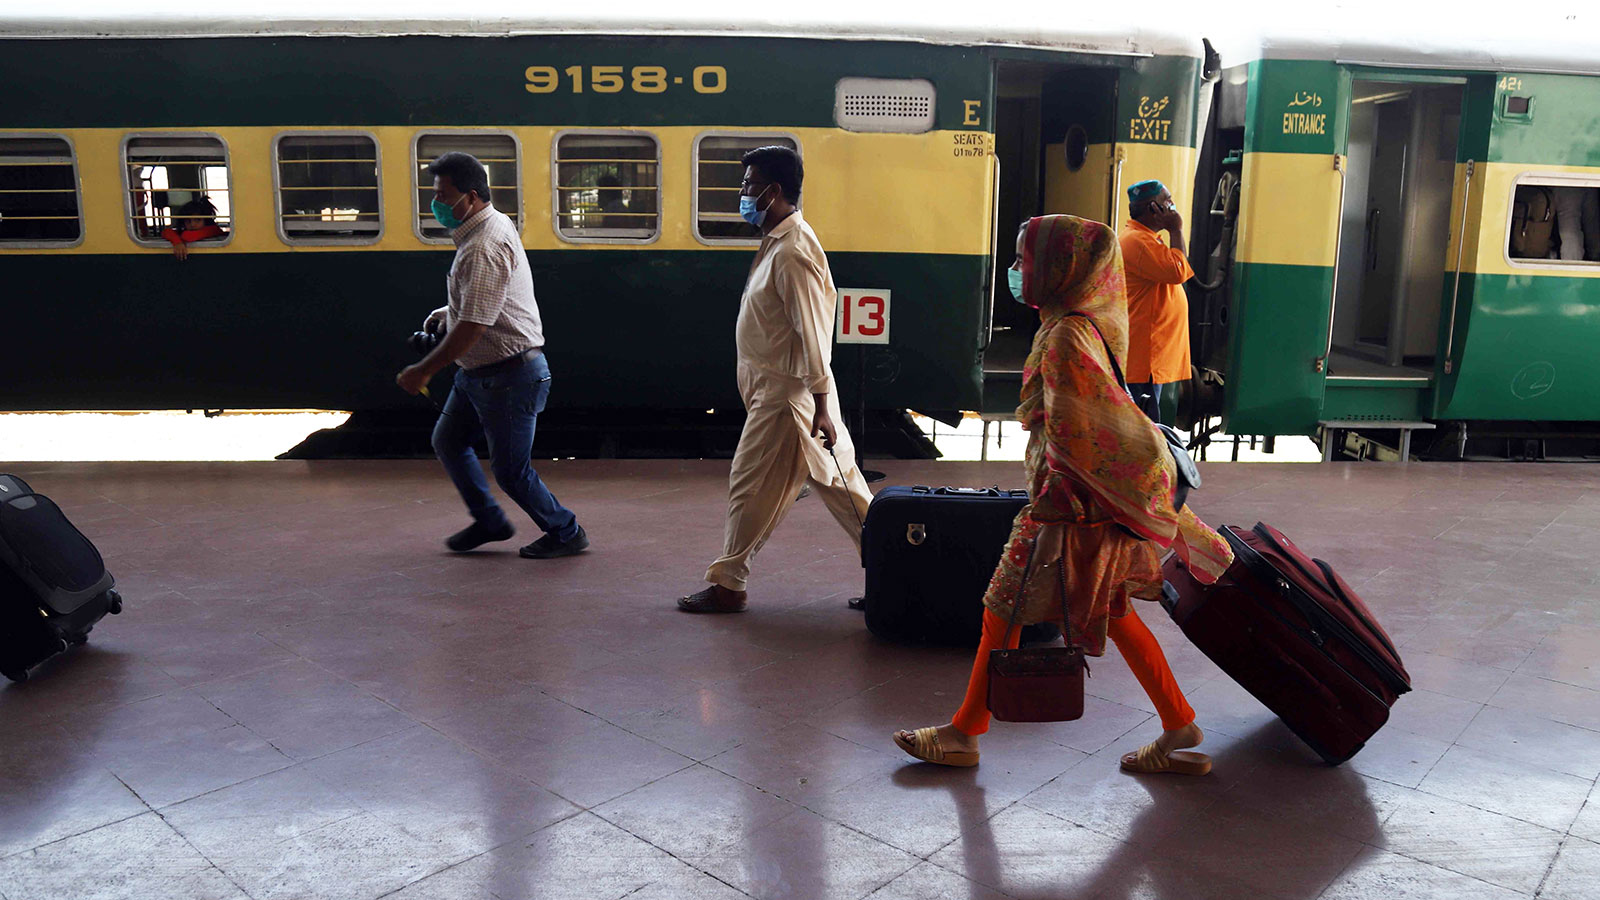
1120, 741, 1212, 776
893, 726, 979, 768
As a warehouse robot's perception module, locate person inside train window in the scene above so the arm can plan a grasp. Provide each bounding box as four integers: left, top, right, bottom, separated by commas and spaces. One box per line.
892, 215, 1233, 774
676, 145, 873, 614
596, 173, 630, 229
1552, 186, 1600, 262
161, 197, 226, 261
396, 151, 589, 560
1120, 179, 1193, 426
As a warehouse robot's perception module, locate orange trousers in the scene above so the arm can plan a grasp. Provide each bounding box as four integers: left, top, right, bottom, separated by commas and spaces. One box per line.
952, 604, 1194, 736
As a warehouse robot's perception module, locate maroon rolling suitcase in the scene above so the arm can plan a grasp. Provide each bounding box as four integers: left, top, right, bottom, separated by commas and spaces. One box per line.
1161, 522, 1411, 764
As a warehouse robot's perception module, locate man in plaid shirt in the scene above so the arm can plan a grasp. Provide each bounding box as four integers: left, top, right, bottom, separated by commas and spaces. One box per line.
396, 152, 588, 559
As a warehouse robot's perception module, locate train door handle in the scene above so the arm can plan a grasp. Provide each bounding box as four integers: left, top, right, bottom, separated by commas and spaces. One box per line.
1365, 208, 1381, 271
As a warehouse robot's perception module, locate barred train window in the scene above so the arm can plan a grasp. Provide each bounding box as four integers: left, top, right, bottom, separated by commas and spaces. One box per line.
552, 132, 659, 242
0, 135, 82, 246
1508, 178, 1600, 266
274, 133, 382, 244
414, 132, 521, 243
694, 133, 800, 243
124, 135, 231, 246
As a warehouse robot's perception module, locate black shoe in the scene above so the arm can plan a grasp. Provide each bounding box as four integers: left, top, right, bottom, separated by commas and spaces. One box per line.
677, 586, 748, 613
519, 526, 589, 559
446, 520, 515, 552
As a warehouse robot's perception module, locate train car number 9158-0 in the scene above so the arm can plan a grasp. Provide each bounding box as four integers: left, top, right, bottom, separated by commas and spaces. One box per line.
524, 65, 728, 94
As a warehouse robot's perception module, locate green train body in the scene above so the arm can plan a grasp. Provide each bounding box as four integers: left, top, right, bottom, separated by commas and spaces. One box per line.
0, 17, 1203, 430
7, 12, 1592, 459
1188, 40, 1600, 457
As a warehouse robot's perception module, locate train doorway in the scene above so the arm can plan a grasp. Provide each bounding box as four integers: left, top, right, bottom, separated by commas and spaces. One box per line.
1329, 79, 1465, 380
983, 62, 1119, 411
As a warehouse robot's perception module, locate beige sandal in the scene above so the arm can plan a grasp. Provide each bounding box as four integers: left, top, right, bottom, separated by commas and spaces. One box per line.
1120, 741, 1212, 776
893, 726, 979, 768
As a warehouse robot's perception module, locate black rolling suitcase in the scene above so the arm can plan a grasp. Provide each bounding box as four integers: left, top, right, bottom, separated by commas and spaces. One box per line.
862, 485, 1055, 646
0, 474, 123, 683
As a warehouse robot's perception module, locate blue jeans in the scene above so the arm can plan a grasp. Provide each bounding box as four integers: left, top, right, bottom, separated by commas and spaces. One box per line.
431, 353, 580, 542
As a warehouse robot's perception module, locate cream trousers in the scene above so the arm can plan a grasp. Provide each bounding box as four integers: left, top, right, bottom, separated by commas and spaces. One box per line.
705, 363, 873, 592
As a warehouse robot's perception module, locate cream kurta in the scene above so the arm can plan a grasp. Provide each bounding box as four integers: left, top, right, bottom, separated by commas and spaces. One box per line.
706, 213, 873, 592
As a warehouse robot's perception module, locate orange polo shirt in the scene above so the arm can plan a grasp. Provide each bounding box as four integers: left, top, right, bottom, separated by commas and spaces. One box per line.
1120, 219, 1195, 384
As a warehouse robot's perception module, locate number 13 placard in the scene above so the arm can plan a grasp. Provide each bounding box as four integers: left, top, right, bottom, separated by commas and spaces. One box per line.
836, 289, 890, 345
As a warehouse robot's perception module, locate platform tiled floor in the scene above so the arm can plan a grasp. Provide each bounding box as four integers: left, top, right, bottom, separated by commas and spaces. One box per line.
1, 459, 1597, 900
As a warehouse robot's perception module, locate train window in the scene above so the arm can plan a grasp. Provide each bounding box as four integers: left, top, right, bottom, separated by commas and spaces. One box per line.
1507, 178, 1600, 266
552, 131, 659, 243
414, 132, 521, 244
834, 78, 937, 134
693, 133, 801, 244
123, 135, 231, 247
0, 134, 82, 247
273, 132, 383, 245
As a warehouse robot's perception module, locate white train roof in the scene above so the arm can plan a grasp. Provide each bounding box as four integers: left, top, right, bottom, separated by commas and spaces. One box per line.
1211, 6, 1600, 75
8, 2, 1598, 74
0, 0, 1203, 57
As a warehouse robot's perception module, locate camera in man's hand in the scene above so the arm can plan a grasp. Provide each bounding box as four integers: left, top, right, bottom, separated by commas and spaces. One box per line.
409, 324, 445, 356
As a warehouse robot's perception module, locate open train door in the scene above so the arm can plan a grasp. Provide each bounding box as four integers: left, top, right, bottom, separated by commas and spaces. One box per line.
1322, 73, 1469, 443
1225, 62, 1481, 455
982, 55, 1204, 414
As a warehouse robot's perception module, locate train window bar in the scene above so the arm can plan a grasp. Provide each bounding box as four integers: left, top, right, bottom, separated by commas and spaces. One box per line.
1503, 174, 1600, 270
551, 130, 661, 245
692, 132, 802, 246
273, 132, 384, 246
412, 130, 523, 245
121, 133, 233, 249
0, 133, 84, 248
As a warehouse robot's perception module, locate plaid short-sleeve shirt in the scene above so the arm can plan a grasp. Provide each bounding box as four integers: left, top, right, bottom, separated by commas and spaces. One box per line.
446, 206, 544, 370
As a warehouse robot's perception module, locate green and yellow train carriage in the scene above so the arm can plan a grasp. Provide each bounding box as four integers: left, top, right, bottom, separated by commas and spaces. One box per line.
1189, 26, 1600, 459
0, 10, 1210, 455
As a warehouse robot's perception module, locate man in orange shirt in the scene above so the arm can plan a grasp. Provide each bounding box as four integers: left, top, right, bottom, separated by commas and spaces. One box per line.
1120, 180, 1194, 425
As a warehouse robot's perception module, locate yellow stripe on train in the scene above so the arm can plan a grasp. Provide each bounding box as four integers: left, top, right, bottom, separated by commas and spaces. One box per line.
1236, 152, 1600, 278
2, 126, 997, 257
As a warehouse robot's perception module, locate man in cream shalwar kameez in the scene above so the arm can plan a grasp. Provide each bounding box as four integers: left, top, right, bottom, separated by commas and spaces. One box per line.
678, 146, 872, 613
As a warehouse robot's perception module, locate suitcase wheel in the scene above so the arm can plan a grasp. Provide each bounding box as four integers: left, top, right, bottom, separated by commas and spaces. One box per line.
107, 590, 123, 615
2, 668, 27, 684
68, 634, 89, 647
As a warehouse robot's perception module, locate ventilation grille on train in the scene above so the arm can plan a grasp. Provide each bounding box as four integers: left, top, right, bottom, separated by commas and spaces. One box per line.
834, 78, 937, 133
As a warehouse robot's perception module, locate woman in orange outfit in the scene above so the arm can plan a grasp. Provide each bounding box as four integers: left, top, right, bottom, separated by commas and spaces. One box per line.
893, 215, 1233, 775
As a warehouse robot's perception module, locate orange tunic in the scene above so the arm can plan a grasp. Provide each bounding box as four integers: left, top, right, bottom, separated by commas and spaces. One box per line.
1119, 220, 1194, 384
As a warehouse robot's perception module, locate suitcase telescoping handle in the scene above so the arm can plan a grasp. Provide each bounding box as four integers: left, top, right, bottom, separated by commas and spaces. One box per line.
910, 485, 1027, 498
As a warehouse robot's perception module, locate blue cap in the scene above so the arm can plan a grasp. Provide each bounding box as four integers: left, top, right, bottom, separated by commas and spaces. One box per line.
1128, 180, 1166, 205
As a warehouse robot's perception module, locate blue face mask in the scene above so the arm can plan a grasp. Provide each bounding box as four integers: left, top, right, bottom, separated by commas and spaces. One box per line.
431, 195, 467, 230
739, 184, 774, 228
1007, 267, 1025, 304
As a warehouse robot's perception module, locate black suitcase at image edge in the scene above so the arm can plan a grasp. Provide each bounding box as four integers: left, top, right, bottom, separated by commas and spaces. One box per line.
0, 474, 123, 683
862, 485, 1055, 646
